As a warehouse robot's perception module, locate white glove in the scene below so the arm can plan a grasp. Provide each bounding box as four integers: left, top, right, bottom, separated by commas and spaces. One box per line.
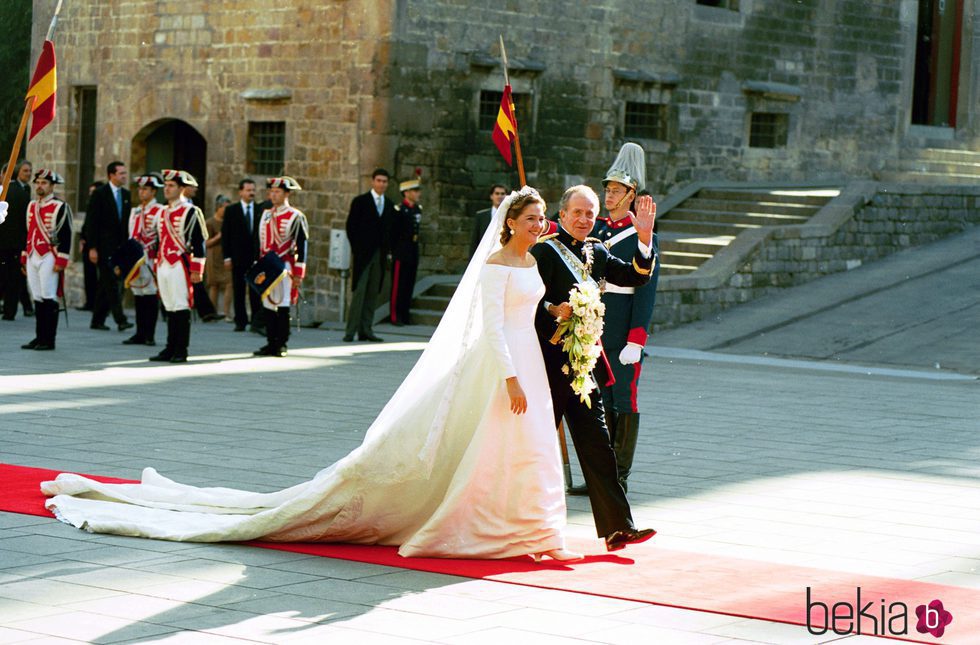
618, 342, 643, 366
0, 201, 7, 225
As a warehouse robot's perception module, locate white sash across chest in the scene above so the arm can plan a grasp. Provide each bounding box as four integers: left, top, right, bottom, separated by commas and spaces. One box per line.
545, 238, 598, 288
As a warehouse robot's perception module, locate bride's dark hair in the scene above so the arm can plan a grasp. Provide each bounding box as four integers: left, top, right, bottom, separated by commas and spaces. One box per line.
500, 187, 546, 246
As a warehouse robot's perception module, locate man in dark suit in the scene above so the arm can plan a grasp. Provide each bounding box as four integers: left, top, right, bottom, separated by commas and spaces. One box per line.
343, 168, 393, 342
531, 184, 657, 553
83, 161, 133, 331
469, 183, 507, 257
222, 178, 263, 332
0, 160, 33, 320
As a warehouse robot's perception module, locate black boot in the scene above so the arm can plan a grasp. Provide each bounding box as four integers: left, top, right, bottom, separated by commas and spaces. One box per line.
21, 301, 43, 349
124, 295, 146, 344
170, 310, 190, 363
612, 413, 641, 493
34, 300, 57, 350
149, 312, 176, 361
254, 308, 280, 356
278, 306, 291, 355
143, 295, 159, 345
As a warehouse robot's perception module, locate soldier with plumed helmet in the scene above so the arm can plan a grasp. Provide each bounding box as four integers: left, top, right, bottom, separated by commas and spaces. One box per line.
120, 173, 165, 347
253, 176, 308, 357
592, 142, 660, 493
150, 169, 207, 364
20, 168, 71, 351
389, 173, 422, 326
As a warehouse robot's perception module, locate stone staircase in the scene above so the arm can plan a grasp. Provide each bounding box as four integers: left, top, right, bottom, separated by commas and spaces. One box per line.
878, 147, 980, 185
403, 185, 841, 325
656, 187, 839, 275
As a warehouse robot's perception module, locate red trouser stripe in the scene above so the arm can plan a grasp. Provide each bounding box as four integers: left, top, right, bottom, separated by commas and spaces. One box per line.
390, 260, 401, 323
630, 361, 643, 411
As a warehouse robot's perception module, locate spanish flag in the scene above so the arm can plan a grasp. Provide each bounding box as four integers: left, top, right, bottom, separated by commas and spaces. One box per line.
25, 40, 57, 141
491, 85, 517, 166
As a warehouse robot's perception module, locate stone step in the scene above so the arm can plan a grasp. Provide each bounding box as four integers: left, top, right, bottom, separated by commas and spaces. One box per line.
884, 159, 980, 176
683, 197, 820, 216
668, 208, 810, 227
696, 188, 838, 206
428, 283, 458, 298
658, 234, 735, 256
660, 250, 713, 267
877, 170, 980, 185
408, 308, 445, 327
659, 264, 698, 275
658, 219, 762, 236
412, 294, 452, 312
912, 148, 980, 163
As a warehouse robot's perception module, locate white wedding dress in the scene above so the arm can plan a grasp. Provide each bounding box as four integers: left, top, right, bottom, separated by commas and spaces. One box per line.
42, 242, 567, 558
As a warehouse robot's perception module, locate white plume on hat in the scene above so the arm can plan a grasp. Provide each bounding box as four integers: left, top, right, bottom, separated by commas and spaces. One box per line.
602, 142, 646, 192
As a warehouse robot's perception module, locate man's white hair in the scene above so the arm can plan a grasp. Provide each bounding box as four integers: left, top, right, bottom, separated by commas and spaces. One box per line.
559, 185, 600, 213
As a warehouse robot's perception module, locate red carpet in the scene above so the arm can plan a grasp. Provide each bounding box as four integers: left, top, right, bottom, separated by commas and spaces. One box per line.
2, 463, 976, 643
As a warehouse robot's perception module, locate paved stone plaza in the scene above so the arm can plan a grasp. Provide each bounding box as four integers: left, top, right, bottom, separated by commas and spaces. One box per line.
0, 229, 977, 644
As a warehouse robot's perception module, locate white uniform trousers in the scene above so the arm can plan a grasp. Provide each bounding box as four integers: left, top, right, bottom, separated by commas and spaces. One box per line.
262, 260, 292, 311
157, 261, 189, 312
26, 252, 58, 301
130, 262, 158, 296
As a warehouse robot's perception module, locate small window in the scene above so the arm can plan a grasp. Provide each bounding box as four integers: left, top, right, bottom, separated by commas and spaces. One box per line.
697, 0, 739, 8
749, 112, 788, 148
624, 102, 668, 140
479, 90, 531, 131
247, 122, 285, 175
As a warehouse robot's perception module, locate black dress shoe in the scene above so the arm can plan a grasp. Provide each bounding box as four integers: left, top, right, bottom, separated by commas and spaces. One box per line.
342, 335, 354, 342
33, 343, 55, 351
358, 334, 384, 342
21, 339, 39, 350
2, 315, 15, 321
149, 350, 174, 362
144, 339, 156, 346
234, 325, 247, 332
605, 528, 657, 552
90, 323, 110, 331
566, 483, 589, 496
117, 321, 134, 332
23, 310, 34, 318
169, 355, 188, 363
122, 335, 145, 345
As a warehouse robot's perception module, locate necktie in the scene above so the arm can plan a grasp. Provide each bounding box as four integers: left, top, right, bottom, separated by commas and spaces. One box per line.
246, 204, 252, 232
115, 188, 123, 221
375, 196, 383, 215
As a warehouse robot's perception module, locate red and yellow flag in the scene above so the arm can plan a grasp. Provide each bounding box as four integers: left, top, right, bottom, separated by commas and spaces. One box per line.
25, 40, 57, 141
491, 85, 517, 166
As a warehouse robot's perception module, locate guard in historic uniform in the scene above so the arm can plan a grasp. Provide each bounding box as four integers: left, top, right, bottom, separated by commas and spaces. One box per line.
20, 169, 71, 350
150, 169, 206, 363
253, 176, 308, 357
121, 173, 165, 346
531, 184, 657, 552
388, 175, 422, 326
593, 143, 659, 493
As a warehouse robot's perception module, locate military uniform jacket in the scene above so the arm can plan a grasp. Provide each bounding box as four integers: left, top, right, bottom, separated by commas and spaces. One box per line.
259, 204, 309, 279
390, 201, 421, 262
530, 226, 655, 386
22, 195, 72, 269
157, 198, 207, 274
592, 214, 660, 348
129, 200, 164, 260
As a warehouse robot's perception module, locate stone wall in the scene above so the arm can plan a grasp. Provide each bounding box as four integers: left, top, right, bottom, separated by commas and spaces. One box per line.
653, 184, 980, 329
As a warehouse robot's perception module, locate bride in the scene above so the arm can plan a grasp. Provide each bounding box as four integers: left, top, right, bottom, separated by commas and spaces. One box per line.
42, 187, 583, 562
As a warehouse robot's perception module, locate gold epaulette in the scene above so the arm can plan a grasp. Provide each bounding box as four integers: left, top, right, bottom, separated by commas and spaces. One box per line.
394, 204, 401, 212
535, 233, 559, 244
585, 236, 602, 244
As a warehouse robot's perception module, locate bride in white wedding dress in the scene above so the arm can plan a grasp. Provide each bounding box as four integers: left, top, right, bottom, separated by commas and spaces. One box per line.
42, 187, 582, 561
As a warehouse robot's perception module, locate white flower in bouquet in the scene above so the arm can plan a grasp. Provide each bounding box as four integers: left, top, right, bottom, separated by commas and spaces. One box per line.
548, 281, 606, 408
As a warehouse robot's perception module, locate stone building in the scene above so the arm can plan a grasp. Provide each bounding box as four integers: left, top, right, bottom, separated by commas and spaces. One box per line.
27, 0, 979, 322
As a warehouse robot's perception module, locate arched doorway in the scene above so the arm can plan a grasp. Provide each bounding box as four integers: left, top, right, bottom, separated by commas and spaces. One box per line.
131, 119, 208, 207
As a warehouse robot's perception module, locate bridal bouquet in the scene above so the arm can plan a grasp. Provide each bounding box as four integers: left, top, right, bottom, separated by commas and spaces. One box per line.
550, 281, 605, 408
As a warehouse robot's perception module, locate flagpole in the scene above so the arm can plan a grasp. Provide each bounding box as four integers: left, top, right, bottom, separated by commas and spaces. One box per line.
498, 36, 526, 187
1, 0, 64, 202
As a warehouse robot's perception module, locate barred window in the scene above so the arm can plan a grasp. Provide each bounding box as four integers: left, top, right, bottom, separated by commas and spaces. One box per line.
697, 0, 739, 9
247, 122, 285, 175
479, 90, 531, 132
749, 112, 788, 148
624, 102, 668, 140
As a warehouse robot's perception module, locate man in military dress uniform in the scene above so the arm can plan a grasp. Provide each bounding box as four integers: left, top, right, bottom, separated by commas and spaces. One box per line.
592, 143, 659, 493
253, 176, 308, 358
531, 184, 657, 552
122, 173, 165, 346
389, 176, 422, 326
150, 170, 206, 363
20, 169, 71, 351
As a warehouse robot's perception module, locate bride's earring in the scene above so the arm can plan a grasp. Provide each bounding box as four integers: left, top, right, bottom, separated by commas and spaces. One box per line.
509, 229, 515, 235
